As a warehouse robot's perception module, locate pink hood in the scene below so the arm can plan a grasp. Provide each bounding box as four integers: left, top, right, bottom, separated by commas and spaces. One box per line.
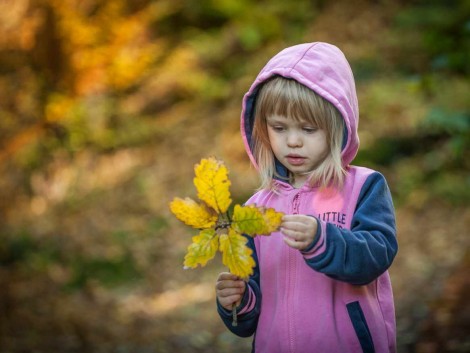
241, 42, 360, 168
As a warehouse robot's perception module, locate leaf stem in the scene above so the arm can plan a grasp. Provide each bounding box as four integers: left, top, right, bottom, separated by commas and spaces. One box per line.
232, 302, 238, 326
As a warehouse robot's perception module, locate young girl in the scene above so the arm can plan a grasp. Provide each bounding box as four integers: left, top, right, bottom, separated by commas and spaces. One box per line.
215, 42, 398, 353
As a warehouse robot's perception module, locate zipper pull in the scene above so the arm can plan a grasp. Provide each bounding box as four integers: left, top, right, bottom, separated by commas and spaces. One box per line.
292, 193, 301, 214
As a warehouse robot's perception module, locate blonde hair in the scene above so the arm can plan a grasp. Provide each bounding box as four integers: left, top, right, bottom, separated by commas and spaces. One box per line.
251, 76, 346, 190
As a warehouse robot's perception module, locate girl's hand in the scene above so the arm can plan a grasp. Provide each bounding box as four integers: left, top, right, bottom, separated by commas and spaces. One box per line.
281, 214, 318, 251
215, 272, 246, 311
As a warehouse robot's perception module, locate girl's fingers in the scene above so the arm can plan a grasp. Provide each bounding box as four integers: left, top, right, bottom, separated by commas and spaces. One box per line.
281, 227, 308, 243
219, 294, 243, 310
282, 214, 313, 222
281, 226, 301, 236
281, 222, 310, 235
216, 278, 246, 291
282, 218, 315, 229
280, 215, 317, 248
216, 279, 245, 290
283, 235, 310, 250
217, 286, 245, 298
215, 275, 246, 310
217, 272, 240, 281
215, 274, 246, 300
282, 215, 316, 225
282, 227, 313, 250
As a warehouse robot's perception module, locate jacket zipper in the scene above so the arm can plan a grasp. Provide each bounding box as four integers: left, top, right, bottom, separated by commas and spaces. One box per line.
292, 192, 301, 214
288, 192, 301, 353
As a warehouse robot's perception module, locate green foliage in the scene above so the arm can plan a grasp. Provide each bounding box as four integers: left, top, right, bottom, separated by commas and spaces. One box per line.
394, 0, 470, 74
0, 225, 163, 291
358, 108, 469, 168
0, 232, 46, 266
423, 108, 470, 159
66, 252, 141, 290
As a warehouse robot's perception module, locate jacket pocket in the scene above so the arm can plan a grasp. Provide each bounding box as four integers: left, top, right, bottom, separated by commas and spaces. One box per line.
346, 301, 375, 353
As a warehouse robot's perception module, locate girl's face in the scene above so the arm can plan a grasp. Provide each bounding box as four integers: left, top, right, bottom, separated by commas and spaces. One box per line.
266, 114, 328, 188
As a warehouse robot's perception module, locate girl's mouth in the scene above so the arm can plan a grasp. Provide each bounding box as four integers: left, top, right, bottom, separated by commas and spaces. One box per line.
286, 155, 306, 166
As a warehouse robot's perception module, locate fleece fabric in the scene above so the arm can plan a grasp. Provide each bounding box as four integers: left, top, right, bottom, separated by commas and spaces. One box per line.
217, 42, 398, 353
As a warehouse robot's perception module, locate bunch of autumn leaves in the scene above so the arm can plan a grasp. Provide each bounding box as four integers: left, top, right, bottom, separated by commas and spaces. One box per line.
170, 157, 283, 279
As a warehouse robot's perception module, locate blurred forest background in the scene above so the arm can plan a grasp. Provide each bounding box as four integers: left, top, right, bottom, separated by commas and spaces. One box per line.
0, 0, 469, 352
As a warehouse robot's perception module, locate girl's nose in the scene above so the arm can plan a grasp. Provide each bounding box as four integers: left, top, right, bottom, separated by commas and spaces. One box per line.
287, 132, 302, 147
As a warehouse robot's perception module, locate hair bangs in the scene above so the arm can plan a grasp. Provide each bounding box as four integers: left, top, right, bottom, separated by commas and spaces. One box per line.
258, 77, 324, 126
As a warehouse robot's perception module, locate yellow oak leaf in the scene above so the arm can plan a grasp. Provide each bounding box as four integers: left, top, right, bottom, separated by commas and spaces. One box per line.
170, 197, 217, 229
171, 157, 284, 326
170, 157, 284, 284
231, 204, 283, 236
219, 229, 255, 279
193, 157, 232, 214
259, 206, 284, 235
184, 229, 219, 269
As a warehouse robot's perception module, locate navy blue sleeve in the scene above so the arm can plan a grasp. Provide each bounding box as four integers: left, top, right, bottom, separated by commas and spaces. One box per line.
216, 235, 261, 337
304, 172, 398, 285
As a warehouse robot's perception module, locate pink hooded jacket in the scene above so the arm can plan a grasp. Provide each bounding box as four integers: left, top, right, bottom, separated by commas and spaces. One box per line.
217, 43, 397, 353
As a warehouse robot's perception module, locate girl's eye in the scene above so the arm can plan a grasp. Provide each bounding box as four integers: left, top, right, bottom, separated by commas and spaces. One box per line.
270, 125, 285, 132
302, 126, 317, 133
